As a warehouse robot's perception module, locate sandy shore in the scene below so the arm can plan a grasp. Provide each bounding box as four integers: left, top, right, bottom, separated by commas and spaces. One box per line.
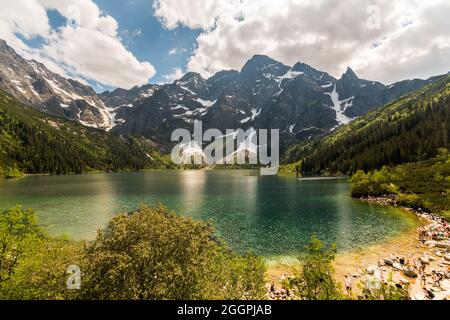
266, 226, 425, 286
266, 201, 450, 300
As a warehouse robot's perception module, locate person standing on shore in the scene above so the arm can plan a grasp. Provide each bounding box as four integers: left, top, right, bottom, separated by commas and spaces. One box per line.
345, 275, 352, 297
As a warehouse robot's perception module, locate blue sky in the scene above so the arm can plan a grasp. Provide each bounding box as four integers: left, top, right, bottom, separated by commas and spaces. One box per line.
9, 0, 201, 92
2, 0, 448, 92
92, 0, 200, 88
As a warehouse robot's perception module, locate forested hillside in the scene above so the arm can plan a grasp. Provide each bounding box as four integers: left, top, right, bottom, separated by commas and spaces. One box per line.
0, 90, 170, 177
283, 76, 450, 176
351, 150, 450, 219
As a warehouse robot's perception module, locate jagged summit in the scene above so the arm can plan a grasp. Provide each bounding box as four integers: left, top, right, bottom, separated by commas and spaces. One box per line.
0, 38, 444, 149
342, 67, 359, 80
240, 54, 286, 75
178, 72, 203, 82
292, 62, 332, 81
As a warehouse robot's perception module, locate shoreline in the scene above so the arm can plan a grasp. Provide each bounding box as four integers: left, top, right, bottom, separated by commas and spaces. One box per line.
266, 196, 450, 300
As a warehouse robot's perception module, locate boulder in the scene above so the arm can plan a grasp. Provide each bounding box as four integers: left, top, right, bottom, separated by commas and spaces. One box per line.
425, 240, 437, 248
444, 255, 450, 262
384, 259, 394, 266
393, 262, 403, 271
404, 269, 418, 278
399, 278, 410, 284
367, 265, 377, 275
435, 242, 450, 249
420, 257, 430, 264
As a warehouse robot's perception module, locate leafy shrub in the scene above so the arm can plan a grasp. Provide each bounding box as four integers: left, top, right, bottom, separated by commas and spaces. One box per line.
0, 207, 43, 285
0, 206, 266, 300
283, 236, 343, 300
80, 206, 266, 300
397, 194, 424, 211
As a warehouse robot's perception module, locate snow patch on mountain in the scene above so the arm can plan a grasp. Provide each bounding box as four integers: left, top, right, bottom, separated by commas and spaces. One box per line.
289, 124, 296, 134
274, 70, 304, 96
194, 98, 216, 107
240, 108, 261, 124
171, 104, 189, 111
324, 85, 354, 126
321, 82, 333, 88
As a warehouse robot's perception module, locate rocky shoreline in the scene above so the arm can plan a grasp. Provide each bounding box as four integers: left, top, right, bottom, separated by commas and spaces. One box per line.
351, 196, 450, 300
266, 196, 450, 300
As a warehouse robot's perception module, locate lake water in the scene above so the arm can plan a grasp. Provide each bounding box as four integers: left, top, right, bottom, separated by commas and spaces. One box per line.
0, 170, 420, 258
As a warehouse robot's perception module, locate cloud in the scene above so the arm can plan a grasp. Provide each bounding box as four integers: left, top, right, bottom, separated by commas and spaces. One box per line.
154, 0, 241, 30
0, 0, 156, 89
154, 0, 450, 84
168, 47, 188, 56
162, 67, 183, 83
131, 28, 142, 37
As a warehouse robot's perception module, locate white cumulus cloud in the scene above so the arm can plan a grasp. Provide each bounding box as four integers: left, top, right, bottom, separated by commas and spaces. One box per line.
154, 0, 450, 84
0, 0, 156, 89
162, 67, 183, 83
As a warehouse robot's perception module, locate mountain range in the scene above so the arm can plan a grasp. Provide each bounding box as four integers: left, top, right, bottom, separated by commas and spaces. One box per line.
284, 75, 450, 175
0, 39, 447, 154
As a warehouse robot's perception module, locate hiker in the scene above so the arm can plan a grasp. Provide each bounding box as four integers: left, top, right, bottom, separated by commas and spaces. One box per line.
345, 275, 352, 297
421, 271, 427, 288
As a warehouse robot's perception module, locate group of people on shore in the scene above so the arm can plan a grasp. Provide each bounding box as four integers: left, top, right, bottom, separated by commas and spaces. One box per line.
418, 216, 450, 243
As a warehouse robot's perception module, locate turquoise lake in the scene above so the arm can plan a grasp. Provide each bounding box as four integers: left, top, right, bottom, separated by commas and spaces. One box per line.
0, 170, 420, 258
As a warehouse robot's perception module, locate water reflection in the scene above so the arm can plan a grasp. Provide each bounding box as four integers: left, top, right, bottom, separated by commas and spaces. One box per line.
179, 170, 206, 213
0, 171, 421, 256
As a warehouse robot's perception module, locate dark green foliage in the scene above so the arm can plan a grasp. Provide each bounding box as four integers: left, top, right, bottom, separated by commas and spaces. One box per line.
80, 206, 267, 300
0, 206, 266, 300
0, 90, 171, 177
284, 76, 450, 176
283, 236, 343, 300
351, 149, 450, 219
0, 207, 83, 299
0, 238, 83, 300
350, 167, 397, 198
0, 207, 43, 285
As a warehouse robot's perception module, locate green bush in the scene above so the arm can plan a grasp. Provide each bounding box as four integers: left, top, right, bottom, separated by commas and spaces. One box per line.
0, 207, 43, 285
80, 206, 266, 300
283, 236, 343, 300
397, 194, 424, 211
0, 206, 266, 300
0, 239, 83, 300
0, 207, 83, 300
351, 150, 450, 219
